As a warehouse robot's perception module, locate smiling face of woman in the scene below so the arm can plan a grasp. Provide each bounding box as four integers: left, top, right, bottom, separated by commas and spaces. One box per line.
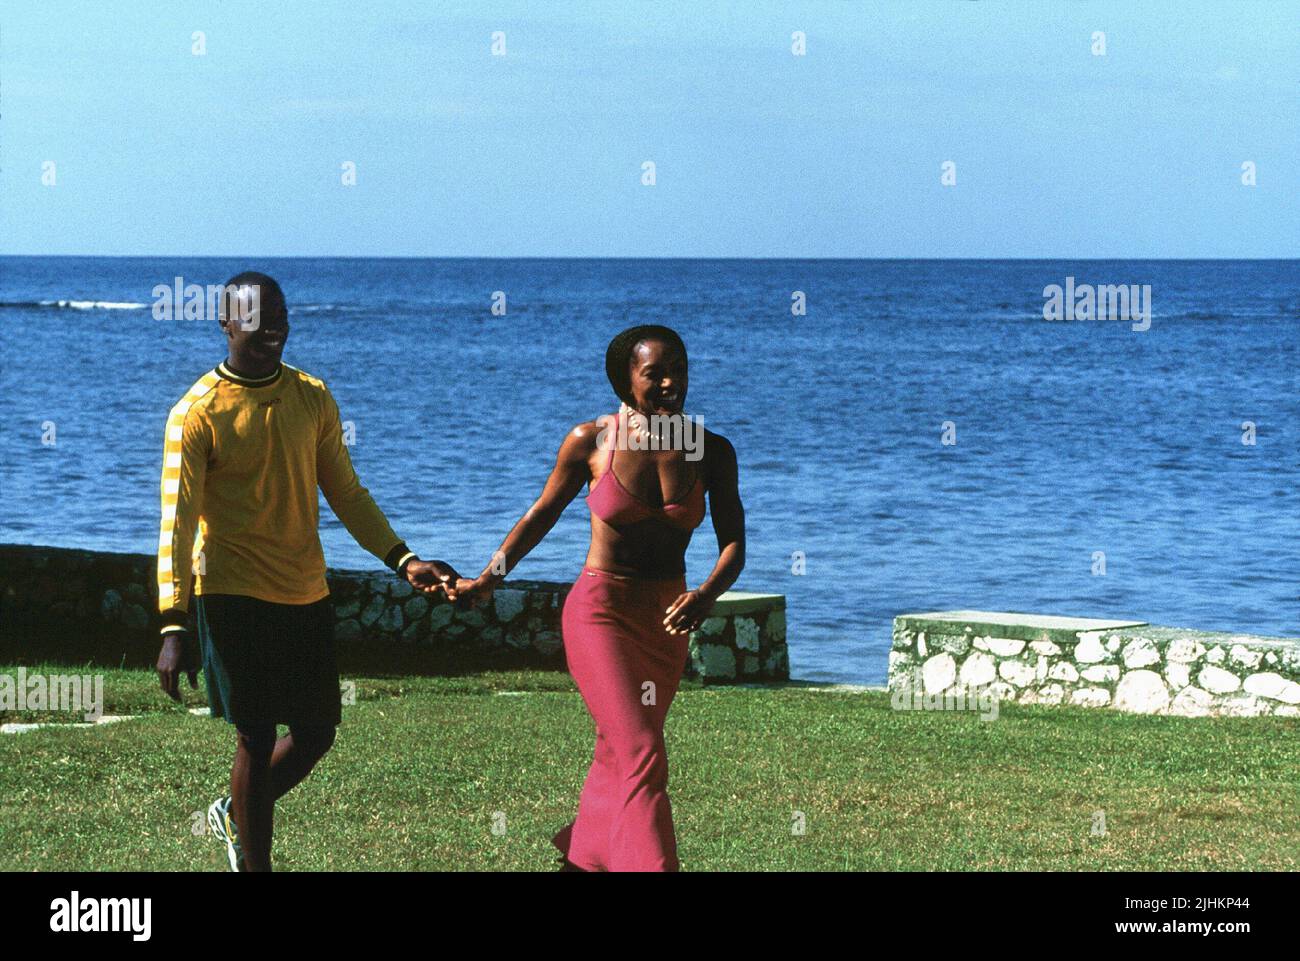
627, 338, 688, 416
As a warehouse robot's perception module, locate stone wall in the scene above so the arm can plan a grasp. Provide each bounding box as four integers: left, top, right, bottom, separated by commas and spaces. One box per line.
890, 610, 1300, 717
0, 544, 787, 684
324, 568, 787, 682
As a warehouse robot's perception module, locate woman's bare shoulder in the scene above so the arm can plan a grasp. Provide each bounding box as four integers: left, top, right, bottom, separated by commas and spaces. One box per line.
560, 418, 612, 462
701, 426, 736, 461
694, 425, 735, 487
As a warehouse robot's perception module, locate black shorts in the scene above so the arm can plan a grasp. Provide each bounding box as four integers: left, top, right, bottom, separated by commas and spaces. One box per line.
196, 593, 340, 730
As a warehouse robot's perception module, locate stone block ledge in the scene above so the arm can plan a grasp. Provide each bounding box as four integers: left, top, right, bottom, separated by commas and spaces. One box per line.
890, 610, 1300, 718
0, 544, 788, 684
895, 611, 1149, 645
326, 567, 786, 683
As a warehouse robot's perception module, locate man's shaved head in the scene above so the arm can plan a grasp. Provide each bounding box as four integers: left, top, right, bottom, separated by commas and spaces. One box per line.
218, 271, 289, 374
219, 271, 286, 332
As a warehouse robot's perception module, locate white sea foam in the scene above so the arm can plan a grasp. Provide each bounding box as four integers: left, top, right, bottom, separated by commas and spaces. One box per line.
43, 299, 149, 310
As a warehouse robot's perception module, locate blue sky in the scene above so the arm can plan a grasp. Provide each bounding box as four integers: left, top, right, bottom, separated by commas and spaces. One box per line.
2, 0, 1296, 257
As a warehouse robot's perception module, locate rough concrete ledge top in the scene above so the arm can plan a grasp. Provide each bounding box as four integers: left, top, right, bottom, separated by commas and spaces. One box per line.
709, 592, 786, 616
1134, 625, 1300, 649
467, 584, 782, 617
896, 610, 1148, 644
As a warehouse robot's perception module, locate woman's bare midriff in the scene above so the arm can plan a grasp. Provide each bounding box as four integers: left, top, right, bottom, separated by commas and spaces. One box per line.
584, 515, 695, 579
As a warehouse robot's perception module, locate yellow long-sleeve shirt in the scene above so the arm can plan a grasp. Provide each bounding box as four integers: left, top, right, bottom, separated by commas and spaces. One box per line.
157, 362, 412, 623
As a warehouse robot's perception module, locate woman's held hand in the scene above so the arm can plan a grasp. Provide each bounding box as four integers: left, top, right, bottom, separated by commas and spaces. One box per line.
456, 572, 503, 609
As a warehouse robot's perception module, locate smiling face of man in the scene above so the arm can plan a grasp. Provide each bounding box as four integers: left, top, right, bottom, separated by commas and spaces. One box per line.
218, 272, 289, 373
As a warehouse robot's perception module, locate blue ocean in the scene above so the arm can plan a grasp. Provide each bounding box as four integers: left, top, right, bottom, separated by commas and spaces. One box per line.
1, 257, 1296, 683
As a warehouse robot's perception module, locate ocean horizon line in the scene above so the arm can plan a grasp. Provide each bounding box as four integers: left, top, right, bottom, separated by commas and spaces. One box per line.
2, 254, 1297, 263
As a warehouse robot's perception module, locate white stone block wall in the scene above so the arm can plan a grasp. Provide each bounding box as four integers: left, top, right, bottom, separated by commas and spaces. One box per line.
889, 611, 1300, 718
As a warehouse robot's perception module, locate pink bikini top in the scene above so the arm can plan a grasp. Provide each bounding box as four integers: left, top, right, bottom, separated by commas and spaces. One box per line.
586, 416, 706, 531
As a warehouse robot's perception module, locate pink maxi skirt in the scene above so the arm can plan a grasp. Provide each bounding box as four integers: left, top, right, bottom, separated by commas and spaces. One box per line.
552, 566, 690, 872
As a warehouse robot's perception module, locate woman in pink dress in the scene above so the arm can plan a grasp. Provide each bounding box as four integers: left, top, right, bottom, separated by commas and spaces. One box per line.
455, 325, 746, 871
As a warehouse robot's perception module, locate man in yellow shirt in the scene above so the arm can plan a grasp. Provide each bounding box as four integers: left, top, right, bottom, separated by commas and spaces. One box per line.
155, 272, 457, 872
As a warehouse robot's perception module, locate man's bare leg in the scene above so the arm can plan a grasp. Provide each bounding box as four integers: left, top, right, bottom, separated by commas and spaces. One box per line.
270, 726, 336, 799
231, 727, 277, 872
228, 725, 335, 872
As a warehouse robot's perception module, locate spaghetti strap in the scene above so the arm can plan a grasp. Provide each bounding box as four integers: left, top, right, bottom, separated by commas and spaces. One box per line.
605, 412, 619, 469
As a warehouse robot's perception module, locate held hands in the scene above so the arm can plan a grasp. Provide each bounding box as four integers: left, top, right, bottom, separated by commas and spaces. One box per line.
452, 573, 502, 609
405, 551, 503, 609
663, 589, 715, 636
404, 558, 464, 601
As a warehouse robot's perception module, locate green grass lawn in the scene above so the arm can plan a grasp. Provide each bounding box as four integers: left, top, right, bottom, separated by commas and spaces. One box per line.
2, 664, 1297, 871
